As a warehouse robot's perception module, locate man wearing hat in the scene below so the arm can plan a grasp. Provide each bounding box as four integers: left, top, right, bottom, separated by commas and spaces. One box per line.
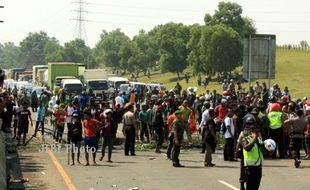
241, 120, 264, 190
171, 110, 185, 167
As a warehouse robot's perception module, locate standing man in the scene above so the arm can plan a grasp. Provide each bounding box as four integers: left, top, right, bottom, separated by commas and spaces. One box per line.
17, 103, 33, 146
223, 109, 236, 161
267, 103, 286, 158
203, 108, 217, 167
284, 109, 307, 168
83, 110, 100, 166
178, 100, 192, 143
122, 103, 137, 156
172, 110, 185, 167
242, 124, 264, 190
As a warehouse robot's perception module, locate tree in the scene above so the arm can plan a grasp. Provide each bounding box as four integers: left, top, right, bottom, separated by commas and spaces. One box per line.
93, 29, 131, 72
300, 40, 309, 50
130, 29, 159, 76
0, 42, 21, 68
63, 39, 90, 63
19, 31, 51, 68
205, 2, 256, 37
44, 37, 64, 63
157, 23, 190, 79
199, 24, 243, 75
187, 24, 204, 75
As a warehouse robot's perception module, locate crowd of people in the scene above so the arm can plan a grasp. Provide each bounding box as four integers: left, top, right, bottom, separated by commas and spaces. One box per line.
1, 79, 310, 190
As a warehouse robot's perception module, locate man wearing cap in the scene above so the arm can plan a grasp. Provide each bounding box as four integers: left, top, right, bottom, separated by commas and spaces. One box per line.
122, 103, 137, 156
241, 122, 264, 190
172, 110, 185, 167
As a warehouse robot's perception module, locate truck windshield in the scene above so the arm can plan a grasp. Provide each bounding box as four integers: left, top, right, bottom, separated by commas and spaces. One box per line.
115, 81, 127, 90
64, 84, 83, 94
88, 81, 108, 90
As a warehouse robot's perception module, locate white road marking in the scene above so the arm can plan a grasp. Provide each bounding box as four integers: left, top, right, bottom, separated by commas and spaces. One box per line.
218, 180, 239, 190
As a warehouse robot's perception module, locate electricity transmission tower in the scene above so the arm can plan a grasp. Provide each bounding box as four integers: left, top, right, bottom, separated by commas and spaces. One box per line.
73, 0, 88, 44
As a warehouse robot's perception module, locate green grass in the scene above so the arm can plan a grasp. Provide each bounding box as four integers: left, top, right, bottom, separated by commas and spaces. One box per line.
116, 49, 310, 99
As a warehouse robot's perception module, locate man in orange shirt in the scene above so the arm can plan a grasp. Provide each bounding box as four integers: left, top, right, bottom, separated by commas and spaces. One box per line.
129, 90, 136, 105
83, 110, 100, 166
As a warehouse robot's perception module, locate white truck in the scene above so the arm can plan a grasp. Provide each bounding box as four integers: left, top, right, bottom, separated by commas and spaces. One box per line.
83, 69, 112, 102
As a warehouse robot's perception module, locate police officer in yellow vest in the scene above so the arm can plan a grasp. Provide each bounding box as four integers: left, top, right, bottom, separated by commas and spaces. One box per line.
241, 124, 264, 190
267, 103, 286, 158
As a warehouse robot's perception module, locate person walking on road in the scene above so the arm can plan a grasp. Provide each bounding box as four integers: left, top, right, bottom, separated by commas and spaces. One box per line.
17, 103, 33, 146
284, 109, 308, 168
122, 103, 137, 156
242, 123, 264, 190
83, 110, 100, 166
70, 113, 83, 165
100, 109, 114, 162
172, 110, 185, 167
203, 108, 217, 167
33, 102, 45, 138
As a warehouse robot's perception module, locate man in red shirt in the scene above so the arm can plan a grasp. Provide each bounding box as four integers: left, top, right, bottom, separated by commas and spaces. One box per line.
215, 99, 228, 131
83, 110, 100, 166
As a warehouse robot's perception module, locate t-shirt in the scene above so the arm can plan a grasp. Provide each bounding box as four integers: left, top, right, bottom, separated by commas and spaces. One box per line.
215, 104, 228, 123
83, 118, 99, 138
19, 109, 31, 126
173, 119, 184, 141
139, 111, 149, 123
115, 96, 125, 108
66, 106, 75, 123
224, 117, 235, 139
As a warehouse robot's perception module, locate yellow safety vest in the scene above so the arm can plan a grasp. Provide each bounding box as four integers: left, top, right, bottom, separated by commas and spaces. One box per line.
243, 136, 264, 166
268, 111, 282, 129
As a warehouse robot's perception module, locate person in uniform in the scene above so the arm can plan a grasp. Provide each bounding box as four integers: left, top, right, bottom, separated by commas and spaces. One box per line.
242, 121, 264, 190
236, 117, 255, 190
122, 103, 137, 156
284, 109, 308, 168
171, 110, 185, 167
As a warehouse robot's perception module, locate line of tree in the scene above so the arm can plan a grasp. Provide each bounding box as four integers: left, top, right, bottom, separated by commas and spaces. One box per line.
0, 1, 256, 79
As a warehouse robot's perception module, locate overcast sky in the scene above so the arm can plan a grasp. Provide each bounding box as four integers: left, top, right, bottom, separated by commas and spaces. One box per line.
0, 0, 309, 47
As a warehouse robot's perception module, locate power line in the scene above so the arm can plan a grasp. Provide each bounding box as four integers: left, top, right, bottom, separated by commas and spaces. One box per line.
72, 0, 88, 44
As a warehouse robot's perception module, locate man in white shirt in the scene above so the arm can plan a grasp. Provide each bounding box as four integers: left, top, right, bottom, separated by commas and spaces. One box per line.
223, 109, 236, 161
199, 102, 211, 153
115, 93, 125, 108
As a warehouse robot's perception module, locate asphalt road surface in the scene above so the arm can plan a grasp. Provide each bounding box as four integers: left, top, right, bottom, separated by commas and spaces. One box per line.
15, 112, 310, 190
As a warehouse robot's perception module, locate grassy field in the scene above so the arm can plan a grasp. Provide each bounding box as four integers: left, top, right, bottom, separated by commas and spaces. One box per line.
120, 49, 310, 99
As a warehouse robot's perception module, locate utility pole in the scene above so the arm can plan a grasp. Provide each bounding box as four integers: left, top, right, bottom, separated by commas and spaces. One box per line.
72, 0, 88, 44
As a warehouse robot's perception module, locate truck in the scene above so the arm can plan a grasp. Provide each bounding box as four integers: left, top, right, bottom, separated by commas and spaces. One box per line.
83, 69, 111, 102
11, 68, 25, 80
48, 62, 85, 91
33, 65, 48, 85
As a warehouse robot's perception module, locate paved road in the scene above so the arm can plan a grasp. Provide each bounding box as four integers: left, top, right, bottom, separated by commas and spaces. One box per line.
17, 112, 310, 190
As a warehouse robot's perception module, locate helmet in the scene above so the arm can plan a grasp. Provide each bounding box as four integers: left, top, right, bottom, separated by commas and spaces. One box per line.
271, 103, 281, 112
245, 117, 255, 125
